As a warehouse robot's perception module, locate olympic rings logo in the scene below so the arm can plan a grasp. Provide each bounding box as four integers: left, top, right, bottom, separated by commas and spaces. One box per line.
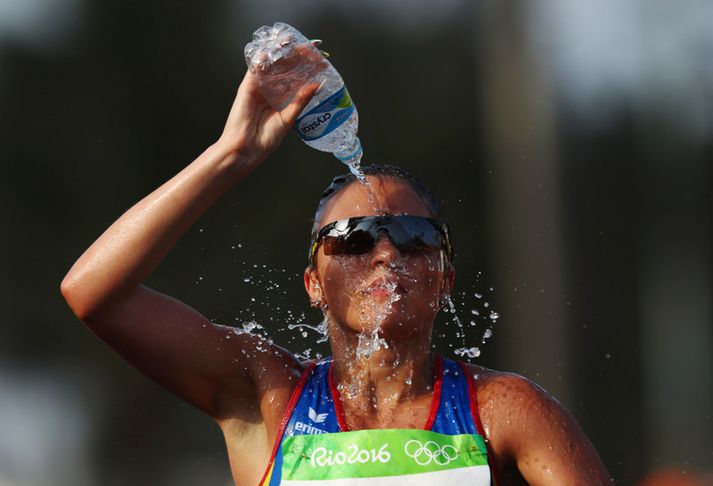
403, 439, 459, 466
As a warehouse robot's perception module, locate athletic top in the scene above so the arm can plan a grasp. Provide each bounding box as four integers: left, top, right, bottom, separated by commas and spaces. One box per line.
259, 355, 495, 485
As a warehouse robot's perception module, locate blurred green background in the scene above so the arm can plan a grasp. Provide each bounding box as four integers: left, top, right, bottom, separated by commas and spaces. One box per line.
1, 1, 711, 485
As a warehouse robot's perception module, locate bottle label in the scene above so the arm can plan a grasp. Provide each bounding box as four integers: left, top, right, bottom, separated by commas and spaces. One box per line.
294, 85, 354, 141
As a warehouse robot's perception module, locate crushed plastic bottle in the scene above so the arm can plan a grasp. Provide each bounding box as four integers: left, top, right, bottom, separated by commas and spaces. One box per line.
244, 22, 364, 174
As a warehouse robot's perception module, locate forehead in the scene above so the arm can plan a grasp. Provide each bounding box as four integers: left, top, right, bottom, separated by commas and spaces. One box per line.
319, 175, 432, 228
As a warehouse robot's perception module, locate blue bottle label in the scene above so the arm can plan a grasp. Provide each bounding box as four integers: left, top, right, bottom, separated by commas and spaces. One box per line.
295, 85, 354, 141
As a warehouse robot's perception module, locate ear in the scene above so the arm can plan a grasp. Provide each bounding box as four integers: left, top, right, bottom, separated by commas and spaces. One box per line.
304, 265, 323, 305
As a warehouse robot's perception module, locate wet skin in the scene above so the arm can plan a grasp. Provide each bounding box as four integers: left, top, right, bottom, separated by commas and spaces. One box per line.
307, 177, 612, 484
306, 176, 450, 340
61, 66, 612, 485
303, 176, 453, 429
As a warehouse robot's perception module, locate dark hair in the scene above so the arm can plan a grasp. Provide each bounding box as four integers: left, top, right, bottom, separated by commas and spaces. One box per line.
310, 164, 447, 242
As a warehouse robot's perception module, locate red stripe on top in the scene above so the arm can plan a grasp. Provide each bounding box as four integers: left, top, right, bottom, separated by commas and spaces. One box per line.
329, 355, 444, 431
423, 355, 444, 430
257, 362, 316, 486
460, 362, 501, 486
461, 361, 486, 436
328, 361, 350, 431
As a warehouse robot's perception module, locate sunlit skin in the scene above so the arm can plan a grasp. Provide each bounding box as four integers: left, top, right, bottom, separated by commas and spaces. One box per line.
308, 177, 450, 339
304, 176, 454, 428
61, 57, 613, 485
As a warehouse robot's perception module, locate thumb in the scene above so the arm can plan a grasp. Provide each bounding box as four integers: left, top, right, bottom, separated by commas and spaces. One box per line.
282, 82, 321, 126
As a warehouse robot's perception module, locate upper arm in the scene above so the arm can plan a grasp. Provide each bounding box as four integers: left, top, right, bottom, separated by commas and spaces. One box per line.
74, 285, 301, 420
478, 372, 612, 485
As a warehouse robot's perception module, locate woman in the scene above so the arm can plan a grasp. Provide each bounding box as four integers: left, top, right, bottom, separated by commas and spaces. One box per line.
61, 68, 612, 485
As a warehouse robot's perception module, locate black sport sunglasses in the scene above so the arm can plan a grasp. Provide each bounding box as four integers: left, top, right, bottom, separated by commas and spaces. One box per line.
309, 215, 453, 264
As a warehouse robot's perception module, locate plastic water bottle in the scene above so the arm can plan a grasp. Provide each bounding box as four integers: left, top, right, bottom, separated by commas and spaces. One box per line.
244, 22, 363, 174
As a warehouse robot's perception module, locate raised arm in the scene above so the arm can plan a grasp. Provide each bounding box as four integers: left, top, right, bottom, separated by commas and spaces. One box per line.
477, 370, 613, 485
60, 71, 319, 421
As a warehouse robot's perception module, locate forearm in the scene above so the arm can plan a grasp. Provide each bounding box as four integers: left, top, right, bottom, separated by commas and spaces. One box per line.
61, 141, 259, 319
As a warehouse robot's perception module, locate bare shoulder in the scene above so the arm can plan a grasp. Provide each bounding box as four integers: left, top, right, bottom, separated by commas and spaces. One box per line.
212, 326, 305, 424
462, 364, 552, 411
215, 331, 308, 486
461, 363, 612, 485
461, 364, 553, 450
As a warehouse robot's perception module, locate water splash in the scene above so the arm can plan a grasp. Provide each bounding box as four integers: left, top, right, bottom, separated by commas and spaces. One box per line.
288, 318, 329, 344
231, 321, 265, 335
454, 346, 481, 359
206, 234, 500, 368
437, 274, 500, 363
345, 158, 377, 206
356, 328, 389, 359
354, 278, 400, 359
445, 296, 467, 350
346, 159, 367, 184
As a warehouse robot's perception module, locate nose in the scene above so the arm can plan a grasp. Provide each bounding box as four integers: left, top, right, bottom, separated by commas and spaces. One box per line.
369, 233, 399, 268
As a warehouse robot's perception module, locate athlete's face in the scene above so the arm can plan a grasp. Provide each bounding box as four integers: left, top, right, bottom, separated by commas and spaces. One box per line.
304, 176, 454, 338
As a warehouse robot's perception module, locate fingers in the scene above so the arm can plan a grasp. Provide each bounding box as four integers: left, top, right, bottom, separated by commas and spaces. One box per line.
281, 82, 321, 126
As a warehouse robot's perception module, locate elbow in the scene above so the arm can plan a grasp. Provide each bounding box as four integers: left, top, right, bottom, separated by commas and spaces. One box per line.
60, 272, 97, 321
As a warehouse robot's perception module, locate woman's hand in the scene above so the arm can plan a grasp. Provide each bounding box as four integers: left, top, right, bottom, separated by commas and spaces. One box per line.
216, 69, 320, 165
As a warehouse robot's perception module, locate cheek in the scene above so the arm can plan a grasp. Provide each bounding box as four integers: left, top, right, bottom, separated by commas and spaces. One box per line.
406, 252, 445, 287
319, 255, 371, 302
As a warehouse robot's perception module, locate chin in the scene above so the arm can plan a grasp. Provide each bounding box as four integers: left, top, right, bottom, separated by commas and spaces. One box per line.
367, 311, 431, 340
344, 295, 435, 337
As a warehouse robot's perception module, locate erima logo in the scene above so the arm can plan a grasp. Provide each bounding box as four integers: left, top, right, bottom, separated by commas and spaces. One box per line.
300, 112, 331, 134
295, 421, 325, 434
308, 407, 328, 423
293, 407, 329, 435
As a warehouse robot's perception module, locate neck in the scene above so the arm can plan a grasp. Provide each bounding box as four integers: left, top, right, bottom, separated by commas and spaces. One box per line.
327, 319, 435, 425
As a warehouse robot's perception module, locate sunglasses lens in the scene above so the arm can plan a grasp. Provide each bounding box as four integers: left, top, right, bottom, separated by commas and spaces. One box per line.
388, 217, 444, 253
313, 216, 450, 261
322, 229, 374, 256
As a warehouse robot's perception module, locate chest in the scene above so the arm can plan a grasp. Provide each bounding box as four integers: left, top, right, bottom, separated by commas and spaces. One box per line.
340, 393, 434, 430
285, 358, 477, 437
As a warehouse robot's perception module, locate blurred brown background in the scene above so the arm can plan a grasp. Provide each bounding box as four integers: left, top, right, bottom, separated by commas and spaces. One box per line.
1, 1, 711, 485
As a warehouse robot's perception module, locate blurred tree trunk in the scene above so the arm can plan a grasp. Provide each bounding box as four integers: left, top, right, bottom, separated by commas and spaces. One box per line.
635, 95, 713, 469
474, 0, 571, 403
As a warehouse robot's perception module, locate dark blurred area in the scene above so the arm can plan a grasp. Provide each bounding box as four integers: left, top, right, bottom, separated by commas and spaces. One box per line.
1, 1, 711, 485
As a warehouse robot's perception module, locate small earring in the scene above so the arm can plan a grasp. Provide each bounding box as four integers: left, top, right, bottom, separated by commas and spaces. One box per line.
311, 298, 322, 308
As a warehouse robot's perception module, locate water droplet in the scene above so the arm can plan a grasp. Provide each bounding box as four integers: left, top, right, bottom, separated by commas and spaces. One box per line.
454, 347, 481, 359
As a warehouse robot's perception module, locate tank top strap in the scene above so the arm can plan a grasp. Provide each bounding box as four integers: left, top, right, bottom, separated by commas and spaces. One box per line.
258, 361, 317, 486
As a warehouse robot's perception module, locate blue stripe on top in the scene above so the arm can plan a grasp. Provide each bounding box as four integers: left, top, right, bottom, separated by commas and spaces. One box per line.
432, 357, 478, 435
283, 358, 341, 437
